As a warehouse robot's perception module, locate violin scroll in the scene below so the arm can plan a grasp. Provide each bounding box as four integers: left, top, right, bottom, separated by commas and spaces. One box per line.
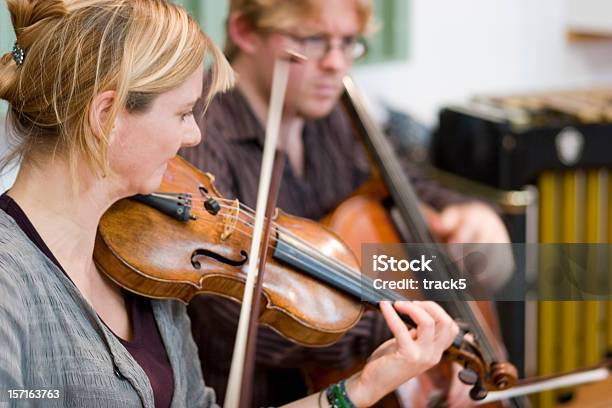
446, 334, 518, 399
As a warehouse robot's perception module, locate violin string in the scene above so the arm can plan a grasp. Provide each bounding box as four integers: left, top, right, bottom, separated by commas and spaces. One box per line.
161, 194, 502, 374
178, 174, 494, 352
188, 219, 396, 309
191, 208, 504, 389
204, 205, 499, 357
186, 204, 361, 283
167, 170, 498, 365
189, 205, 403, 305
216, 192, 497, 360
210, 200, 389, 290
204, 201, 479, 312
189, 208, 393, 305
192, 199, 493, 329
175, 194, 492, 355
190, 197, 463, 302
191, 197, 368, 281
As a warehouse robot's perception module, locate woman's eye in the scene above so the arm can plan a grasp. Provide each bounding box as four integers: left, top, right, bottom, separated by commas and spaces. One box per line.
181, 111, 194, 121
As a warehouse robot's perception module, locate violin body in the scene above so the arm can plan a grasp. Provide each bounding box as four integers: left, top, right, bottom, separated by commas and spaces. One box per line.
94, 156, 364, 347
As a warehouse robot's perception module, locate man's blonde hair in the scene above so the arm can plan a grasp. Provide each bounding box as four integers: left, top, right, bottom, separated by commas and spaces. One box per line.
0, 0, 233, 181
225, 0, 373, 61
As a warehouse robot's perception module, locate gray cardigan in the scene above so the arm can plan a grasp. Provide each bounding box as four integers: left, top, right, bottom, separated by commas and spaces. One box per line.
0, 210, 219, 407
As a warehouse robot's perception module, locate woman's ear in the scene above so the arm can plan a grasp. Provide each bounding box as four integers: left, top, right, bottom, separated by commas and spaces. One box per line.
89, 90, 116, 142
228, 12, 260, 55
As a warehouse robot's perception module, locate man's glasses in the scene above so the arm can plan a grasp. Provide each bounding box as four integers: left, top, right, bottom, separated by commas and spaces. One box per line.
274, 31, 368, 61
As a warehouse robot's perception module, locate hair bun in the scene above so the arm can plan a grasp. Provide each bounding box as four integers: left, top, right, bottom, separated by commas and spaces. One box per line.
8, 0, 68, 48
0, 53, 19, 102
1, 2, 68, 105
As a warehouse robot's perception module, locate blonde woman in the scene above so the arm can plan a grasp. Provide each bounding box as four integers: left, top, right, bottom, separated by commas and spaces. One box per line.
0, 1, 458, 407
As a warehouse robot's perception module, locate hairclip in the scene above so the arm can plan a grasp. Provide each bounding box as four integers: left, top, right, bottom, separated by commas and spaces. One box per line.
11, 42, 25, 66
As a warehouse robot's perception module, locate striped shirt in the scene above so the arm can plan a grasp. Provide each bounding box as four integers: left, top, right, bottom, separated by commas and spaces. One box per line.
180, 88, 466, 407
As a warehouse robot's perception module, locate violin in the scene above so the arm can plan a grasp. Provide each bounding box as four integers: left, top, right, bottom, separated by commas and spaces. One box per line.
93, 155, 517, 399
96, 155, 363, 346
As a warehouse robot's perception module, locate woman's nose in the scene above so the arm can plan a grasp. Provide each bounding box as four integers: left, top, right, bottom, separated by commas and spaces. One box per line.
182, 123, 202, 148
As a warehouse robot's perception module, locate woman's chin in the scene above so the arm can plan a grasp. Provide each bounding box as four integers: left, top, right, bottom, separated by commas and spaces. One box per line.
141, 172, 166, 195
128, 163, 168, 196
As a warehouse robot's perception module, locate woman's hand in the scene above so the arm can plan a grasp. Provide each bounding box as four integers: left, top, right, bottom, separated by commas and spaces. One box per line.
347, 301, 460, 407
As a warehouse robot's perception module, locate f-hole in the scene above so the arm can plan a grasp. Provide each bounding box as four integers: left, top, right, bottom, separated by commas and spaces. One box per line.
191, 249, 249, 269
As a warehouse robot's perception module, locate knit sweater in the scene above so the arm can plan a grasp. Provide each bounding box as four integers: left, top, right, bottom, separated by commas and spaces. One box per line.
0, 209, 218, 407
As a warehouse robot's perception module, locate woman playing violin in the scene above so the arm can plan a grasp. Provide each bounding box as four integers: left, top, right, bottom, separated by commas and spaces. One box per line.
0, 0, 458, 407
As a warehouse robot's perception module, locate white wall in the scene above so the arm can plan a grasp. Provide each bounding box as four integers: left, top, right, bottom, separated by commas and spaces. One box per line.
0, 166, 18, 194
353, 0, 612, 125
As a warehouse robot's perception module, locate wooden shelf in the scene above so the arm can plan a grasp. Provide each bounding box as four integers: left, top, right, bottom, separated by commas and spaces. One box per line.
567, 0, 612, 42
567, 30, 612, 43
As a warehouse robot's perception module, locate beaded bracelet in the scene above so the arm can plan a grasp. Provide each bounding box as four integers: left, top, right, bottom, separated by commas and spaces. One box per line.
325, 379, 356, 408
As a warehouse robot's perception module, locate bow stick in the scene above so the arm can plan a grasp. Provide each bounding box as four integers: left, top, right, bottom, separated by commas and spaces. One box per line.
224, 49, 307, 408
476, 359, 612, 404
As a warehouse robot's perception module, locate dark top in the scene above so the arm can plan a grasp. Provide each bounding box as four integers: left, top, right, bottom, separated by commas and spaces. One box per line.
0, 193, 174, 408
180, 88, 467, 407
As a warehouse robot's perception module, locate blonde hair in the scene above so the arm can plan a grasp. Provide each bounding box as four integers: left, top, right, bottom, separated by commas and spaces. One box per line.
224, 0, 373, 61
0, 0, 234, 181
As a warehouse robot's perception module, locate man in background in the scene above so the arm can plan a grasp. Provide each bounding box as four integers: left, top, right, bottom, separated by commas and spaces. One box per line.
182, 0, 511, 405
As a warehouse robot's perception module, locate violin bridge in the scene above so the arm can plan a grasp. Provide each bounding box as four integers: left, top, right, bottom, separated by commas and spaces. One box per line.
221, 199, 240, 240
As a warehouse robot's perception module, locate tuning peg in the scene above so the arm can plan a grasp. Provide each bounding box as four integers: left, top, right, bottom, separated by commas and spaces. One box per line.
469, 385, 488, 401
458, 367, 479, 385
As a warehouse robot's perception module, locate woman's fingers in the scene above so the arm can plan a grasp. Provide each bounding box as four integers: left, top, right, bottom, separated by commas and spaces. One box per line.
415, 301, 450, 324
379, 301, 416, 348
366, 300, 461, 404
380, 300, 458, 370
417, 301, 460, 348
391, 301, 435, 345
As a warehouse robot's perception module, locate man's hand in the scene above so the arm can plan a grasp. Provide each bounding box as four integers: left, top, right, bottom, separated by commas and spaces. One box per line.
422, 202, 514, 291
423, 202, 510, 244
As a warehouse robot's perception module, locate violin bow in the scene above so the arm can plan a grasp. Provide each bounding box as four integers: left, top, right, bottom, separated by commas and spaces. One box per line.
341, 76, 521, 400
476, 358, 612, 404
224, 50, 307, 408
